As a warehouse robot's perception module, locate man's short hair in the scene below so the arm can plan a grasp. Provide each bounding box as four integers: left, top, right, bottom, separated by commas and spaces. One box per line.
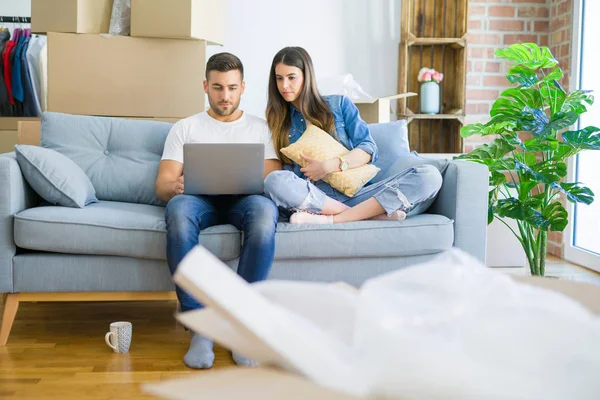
206, 52, 244, 80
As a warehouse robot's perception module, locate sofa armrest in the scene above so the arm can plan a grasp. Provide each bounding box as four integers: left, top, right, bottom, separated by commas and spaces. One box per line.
0, 153, 39, 293
428, 160, 489, 263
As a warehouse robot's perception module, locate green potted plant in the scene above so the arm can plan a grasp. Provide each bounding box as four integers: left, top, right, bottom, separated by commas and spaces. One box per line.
456, 43, 599, 276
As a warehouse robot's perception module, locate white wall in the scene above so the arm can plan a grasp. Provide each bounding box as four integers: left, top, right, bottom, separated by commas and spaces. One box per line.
2, 0, 401, 118
0, 0, 31, 32
208, 0, 401, 118
0, 0, 30, 17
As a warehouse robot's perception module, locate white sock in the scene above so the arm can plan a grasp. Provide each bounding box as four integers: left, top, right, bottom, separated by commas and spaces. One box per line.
369, 210, 407, 221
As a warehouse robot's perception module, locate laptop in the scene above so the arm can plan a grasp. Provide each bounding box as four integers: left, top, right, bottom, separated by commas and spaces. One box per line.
183, 143, 265, 195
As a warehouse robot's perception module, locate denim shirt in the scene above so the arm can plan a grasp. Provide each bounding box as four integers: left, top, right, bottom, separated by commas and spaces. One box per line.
284, 94, 379, 199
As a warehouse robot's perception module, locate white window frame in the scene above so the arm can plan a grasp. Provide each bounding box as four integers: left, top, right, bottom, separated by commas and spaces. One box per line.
563, 0, 600, 272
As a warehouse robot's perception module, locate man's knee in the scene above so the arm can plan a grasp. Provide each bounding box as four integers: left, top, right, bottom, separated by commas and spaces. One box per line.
165, 195, 200, 231
247, 195, 279, 225
165, 195, 187, 222
243, 196, 279, 240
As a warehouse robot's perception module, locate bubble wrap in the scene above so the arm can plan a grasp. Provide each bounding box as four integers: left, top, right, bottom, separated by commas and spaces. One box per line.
109, 0, 131, 36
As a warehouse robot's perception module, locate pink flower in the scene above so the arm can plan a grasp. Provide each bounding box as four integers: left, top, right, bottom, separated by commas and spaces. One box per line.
418, 67, 443, 83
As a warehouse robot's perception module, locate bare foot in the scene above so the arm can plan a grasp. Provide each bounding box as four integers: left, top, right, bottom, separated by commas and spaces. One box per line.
369, 210, 407, 221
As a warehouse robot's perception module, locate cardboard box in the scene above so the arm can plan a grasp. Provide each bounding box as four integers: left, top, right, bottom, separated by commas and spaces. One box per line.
47, 33, 206, 118
354, 93, 416, 124
17, 118, 181, 147
0, 117, 41, 131
17, 121, 42, 146
0, 118, 41, 153
144, 367, 366, 400
143, 275, 600, 400
143, 246, 600, 400
31, 0, 113, 34
0, 131, 18, 154
131, 0, 225, 45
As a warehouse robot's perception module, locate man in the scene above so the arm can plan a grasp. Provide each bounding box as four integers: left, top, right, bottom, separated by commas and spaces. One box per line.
156, 52, 282, 369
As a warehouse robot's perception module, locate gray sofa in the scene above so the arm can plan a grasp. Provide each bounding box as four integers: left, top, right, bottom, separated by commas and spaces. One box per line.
0, 112, 488, 345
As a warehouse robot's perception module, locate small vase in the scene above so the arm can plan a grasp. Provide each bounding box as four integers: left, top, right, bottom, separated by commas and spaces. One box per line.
420, 81, 440, 114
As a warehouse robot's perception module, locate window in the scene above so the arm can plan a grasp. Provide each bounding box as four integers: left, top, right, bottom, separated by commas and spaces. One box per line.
564, 0, 600, 271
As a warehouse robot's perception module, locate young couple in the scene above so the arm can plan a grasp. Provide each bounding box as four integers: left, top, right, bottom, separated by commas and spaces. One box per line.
155, 48, 443, 369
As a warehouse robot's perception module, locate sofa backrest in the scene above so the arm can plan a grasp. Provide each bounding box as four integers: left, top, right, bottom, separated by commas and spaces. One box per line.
369, 120, 411, 181
39, 113, 446, 207
41, 112, 172, 206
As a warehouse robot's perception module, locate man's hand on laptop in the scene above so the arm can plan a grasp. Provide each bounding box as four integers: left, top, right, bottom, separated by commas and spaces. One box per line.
173, 175, 184, 196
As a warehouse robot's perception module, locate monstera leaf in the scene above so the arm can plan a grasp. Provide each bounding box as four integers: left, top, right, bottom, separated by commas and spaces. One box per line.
495, 43, 557, 69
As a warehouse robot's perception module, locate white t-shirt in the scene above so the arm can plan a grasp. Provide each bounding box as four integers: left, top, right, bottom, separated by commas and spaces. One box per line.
161, 111, 278, 163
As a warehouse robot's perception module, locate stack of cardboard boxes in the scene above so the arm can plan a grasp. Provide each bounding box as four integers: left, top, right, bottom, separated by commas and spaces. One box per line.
5, 0, 224, 147
32, 0, 224, 120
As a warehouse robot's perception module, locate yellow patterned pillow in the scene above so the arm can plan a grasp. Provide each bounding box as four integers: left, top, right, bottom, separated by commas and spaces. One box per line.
280, 125, 380, 197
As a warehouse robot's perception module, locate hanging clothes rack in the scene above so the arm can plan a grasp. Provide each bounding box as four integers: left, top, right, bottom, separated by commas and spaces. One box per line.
0, 17, 31, 24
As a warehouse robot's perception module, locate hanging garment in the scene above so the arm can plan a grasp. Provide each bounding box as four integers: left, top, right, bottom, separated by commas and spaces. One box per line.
7, 29, 22, 114
2, 37, 15, 105
12, 34, 26, 103
39, 40, 47, 112
21, 35, 38, 116
26, 35, 45, 116
0, 29, 11, 116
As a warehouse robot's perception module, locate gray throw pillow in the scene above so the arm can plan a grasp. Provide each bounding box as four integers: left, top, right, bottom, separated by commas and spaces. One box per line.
15, 145, 98, 208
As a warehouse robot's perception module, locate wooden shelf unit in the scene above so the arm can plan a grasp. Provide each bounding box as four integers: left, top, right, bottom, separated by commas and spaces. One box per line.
407, 33, 466, 48
397, 0, 468, 154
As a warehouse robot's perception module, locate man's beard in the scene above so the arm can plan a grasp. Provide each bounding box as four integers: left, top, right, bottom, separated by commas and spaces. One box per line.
208, 97, 240, 117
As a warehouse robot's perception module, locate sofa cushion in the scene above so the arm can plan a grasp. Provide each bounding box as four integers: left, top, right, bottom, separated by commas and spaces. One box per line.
40, 112, 173, 206
14, 202, 453, 261
14, 145, 97, 208
274, 213, 454, 259
14, 201, 241, 261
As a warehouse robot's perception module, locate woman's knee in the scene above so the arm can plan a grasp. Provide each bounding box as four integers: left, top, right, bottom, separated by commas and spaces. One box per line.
414, 165, 443, 197
264, 170, 294, 197
264, 170, 305, 208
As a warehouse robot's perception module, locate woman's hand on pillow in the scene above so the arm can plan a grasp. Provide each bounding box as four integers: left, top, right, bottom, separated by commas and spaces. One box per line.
299, 154, 338, 181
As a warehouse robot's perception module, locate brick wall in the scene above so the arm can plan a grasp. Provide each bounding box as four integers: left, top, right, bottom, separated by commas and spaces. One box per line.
465, 0, 550, 153
465, 0, 574, 258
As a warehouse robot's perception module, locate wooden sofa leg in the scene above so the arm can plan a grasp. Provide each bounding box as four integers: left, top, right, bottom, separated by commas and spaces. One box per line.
0, 293, 19, 346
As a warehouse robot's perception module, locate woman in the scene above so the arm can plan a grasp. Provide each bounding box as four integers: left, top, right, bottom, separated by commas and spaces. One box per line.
264, 46, 442, 224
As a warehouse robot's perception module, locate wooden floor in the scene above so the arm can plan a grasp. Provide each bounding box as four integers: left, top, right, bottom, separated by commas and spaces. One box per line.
1, 257, 599, 399
0, 300, 234, 399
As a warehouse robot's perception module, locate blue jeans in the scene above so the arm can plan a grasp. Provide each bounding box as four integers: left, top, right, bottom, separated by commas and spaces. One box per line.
264, 165, 442, 217
165, 194, 279, 312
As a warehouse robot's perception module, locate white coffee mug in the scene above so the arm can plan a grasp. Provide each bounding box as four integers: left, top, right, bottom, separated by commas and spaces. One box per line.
105, 321, 132, 353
